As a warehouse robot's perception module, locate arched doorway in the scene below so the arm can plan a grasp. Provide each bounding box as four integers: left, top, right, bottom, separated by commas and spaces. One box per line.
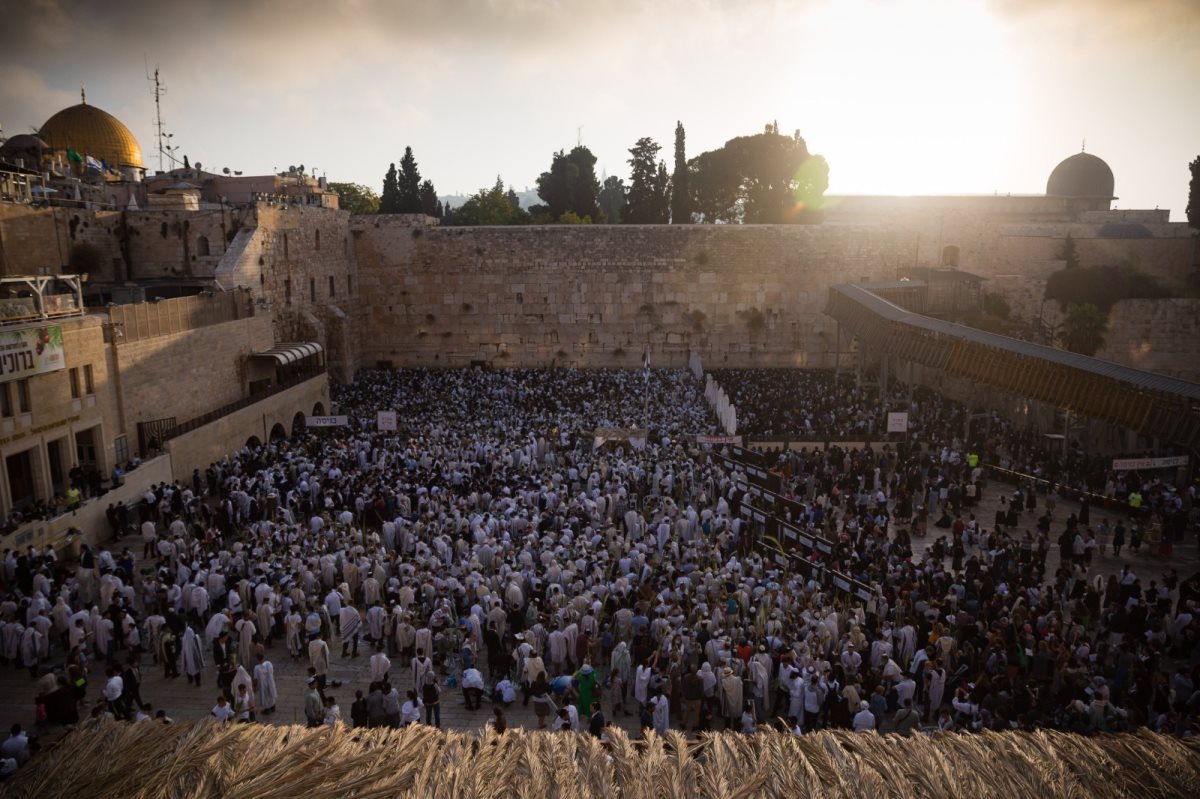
292, 412, 306, 436
245, 435, 262, 449
197, 235, 210, 257
269, 422, 287, 442
313, 402, 326, 416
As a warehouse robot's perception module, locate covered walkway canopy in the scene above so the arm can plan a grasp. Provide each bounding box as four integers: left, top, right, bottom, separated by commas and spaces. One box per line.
826, 283, 1200, 448
250, 341, 323, 366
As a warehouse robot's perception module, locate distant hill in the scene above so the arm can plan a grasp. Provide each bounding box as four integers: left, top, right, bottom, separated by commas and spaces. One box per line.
439, 188, 540, 211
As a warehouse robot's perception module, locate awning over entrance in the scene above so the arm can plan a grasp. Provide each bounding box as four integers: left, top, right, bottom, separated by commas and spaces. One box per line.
251, 342, 323, 365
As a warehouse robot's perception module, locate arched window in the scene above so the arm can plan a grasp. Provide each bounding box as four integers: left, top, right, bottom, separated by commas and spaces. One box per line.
941, 244, 960, 268
315, 229, 321, 251
197, 235, 210, 257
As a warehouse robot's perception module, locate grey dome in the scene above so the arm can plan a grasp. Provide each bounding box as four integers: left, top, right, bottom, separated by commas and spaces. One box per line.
1047, 152, 1115, 198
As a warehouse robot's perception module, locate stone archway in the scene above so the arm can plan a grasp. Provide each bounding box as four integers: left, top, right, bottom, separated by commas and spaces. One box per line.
269, 422, 287, 441
245, 435, 262, 449
313, 402, 326, 416
292, 411, 306, 436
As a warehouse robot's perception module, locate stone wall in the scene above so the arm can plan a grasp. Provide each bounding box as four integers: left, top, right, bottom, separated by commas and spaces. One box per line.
214, 204, 360, 381
163, 373, 329, 481
1097, 299, 1200, 381
7, 454, 173, 553
353, 220, 919, 369
0, 206, 122, 277
113, 314, 276, 433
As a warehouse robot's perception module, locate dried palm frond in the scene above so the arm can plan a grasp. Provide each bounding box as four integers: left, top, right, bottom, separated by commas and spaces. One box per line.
8, 720, 1200, 799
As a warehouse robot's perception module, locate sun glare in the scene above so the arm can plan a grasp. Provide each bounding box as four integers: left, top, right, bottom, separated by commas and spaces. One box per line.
795, 0, 1022, 196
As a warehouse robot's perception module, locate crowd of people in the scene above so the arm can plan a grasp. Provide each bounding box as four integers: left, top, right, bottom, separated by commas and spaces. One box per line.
0, 365, 1197, 779
716, 368, 1196, 538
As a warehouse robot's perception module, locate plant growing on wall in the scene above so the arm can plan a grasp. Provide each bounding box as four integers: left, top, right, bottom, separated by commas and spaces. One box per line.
738, 306, 766, 334
67, 242, 104, 276
1058, 302, 1108, 356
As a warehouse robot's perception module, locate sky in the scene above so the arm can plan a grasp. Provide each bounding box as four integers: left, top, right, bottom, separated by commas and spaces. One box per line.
1, 0, 1197, 219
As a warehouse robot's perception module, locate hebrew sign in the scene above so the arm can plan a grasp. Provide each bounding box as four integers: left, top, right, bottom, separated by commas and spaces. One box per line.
0, 325, 65, 384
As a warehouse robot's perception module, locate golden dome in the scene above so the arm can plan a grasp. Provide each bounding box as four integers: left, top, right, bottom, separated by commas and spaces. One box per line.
39, 102, 144, 169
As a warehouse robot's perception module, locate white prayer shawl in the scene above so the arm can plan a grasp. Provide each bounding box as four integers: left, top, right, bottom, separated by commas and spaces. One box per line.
896, 625, 917, 668
369, 652, 391, 683
414, 626, 432, 656
339, 607, 361, 644
232, 664, 253, 699
254, 660, 278, 709
182, 628, 205, 676
285, 612, 303, 656
237, 618, 257, 666
366, 605, 386, 640
256, 601, 274, 642
634, 664, 653, 705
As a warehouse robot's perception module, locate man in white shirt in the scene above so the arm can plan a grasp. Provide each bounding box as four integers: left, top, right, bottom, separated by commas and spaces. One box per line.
853, 700, 876, 732
103, 667, 125, 719
211, 695, 234, 724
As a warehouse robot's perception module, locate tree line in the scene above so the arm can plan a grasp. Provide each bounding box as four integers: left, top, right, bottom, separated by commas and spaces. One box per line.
332, 121, 829, 225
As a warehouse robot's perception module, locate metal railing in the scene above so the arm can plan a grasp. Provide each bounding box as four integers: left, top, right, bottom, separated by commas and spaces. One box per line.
162, 367, 325, 442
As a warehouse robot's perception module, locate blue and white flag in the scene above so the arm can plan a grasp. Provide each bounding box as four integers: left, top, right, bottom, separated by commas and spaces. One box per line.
85, 154, 104, 172
642, 348, 650, 384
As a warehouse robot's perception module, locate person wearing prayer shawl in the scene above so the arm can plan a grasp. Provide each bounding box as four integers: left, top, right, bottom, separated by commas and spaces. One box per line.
181, 625, 205, 686
339, 603, 362, 658
236, 612, 257, 668
253, 652, 278, 715
205, 611, 230, 646
369, 643, 391, 683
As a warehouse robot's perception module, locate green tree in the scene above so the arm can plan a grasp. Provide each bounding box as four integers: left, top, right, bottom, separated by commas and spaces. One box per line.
671, 121, 691, 224
1188, 155, 1200, 229
329, 182, 380, 215
597, 175, 626, 224
418, 179, 439, 217
688, 147, 741, 223
624, 137, 670, 223
535, 146, 602, 222
1058, 302, 1108, 356
688, 125, 827, 223
1057, 233, 1081, 269
397, 147, 423, 213
379, 163, 400, 213
445, 176, 531, 226
505, 186, 521, 210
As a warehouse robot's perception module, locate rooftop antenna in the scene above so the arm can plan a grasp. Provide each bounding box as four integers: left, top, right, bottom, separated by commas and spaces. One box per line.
577, 125, 582, 147
1081, 139, 1086, 153
147, 63, 168, 171
80, 83, 86, 104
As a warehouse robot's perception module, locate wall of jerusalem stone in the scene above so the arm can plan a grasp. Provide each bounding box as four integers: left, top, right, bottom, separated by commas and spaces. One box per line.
352, 219, 919, 369
1097, 299, 1200, 382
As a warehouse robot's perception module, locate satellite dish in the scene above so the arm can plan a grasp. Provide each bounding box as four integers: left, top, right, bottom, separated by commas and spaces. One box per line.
222, 167, 231, 175
195, 162, 202, 170
234, 170, 242, 176
298, 164, 305, 174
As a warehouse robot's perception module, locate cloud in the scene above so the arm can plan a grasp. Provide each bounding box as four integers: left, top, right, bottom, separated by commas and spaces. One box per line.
0, 65, 77, 135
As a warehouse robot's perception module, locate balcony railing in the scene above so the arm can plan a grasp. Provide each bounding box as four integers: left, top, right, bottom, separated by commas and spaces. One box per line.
163, 367, 325, 442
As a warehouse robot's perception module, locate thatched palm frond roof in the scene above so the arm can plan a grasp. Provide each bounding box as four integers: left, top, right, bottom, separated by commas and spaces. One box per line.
6, 720, 1199, 799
